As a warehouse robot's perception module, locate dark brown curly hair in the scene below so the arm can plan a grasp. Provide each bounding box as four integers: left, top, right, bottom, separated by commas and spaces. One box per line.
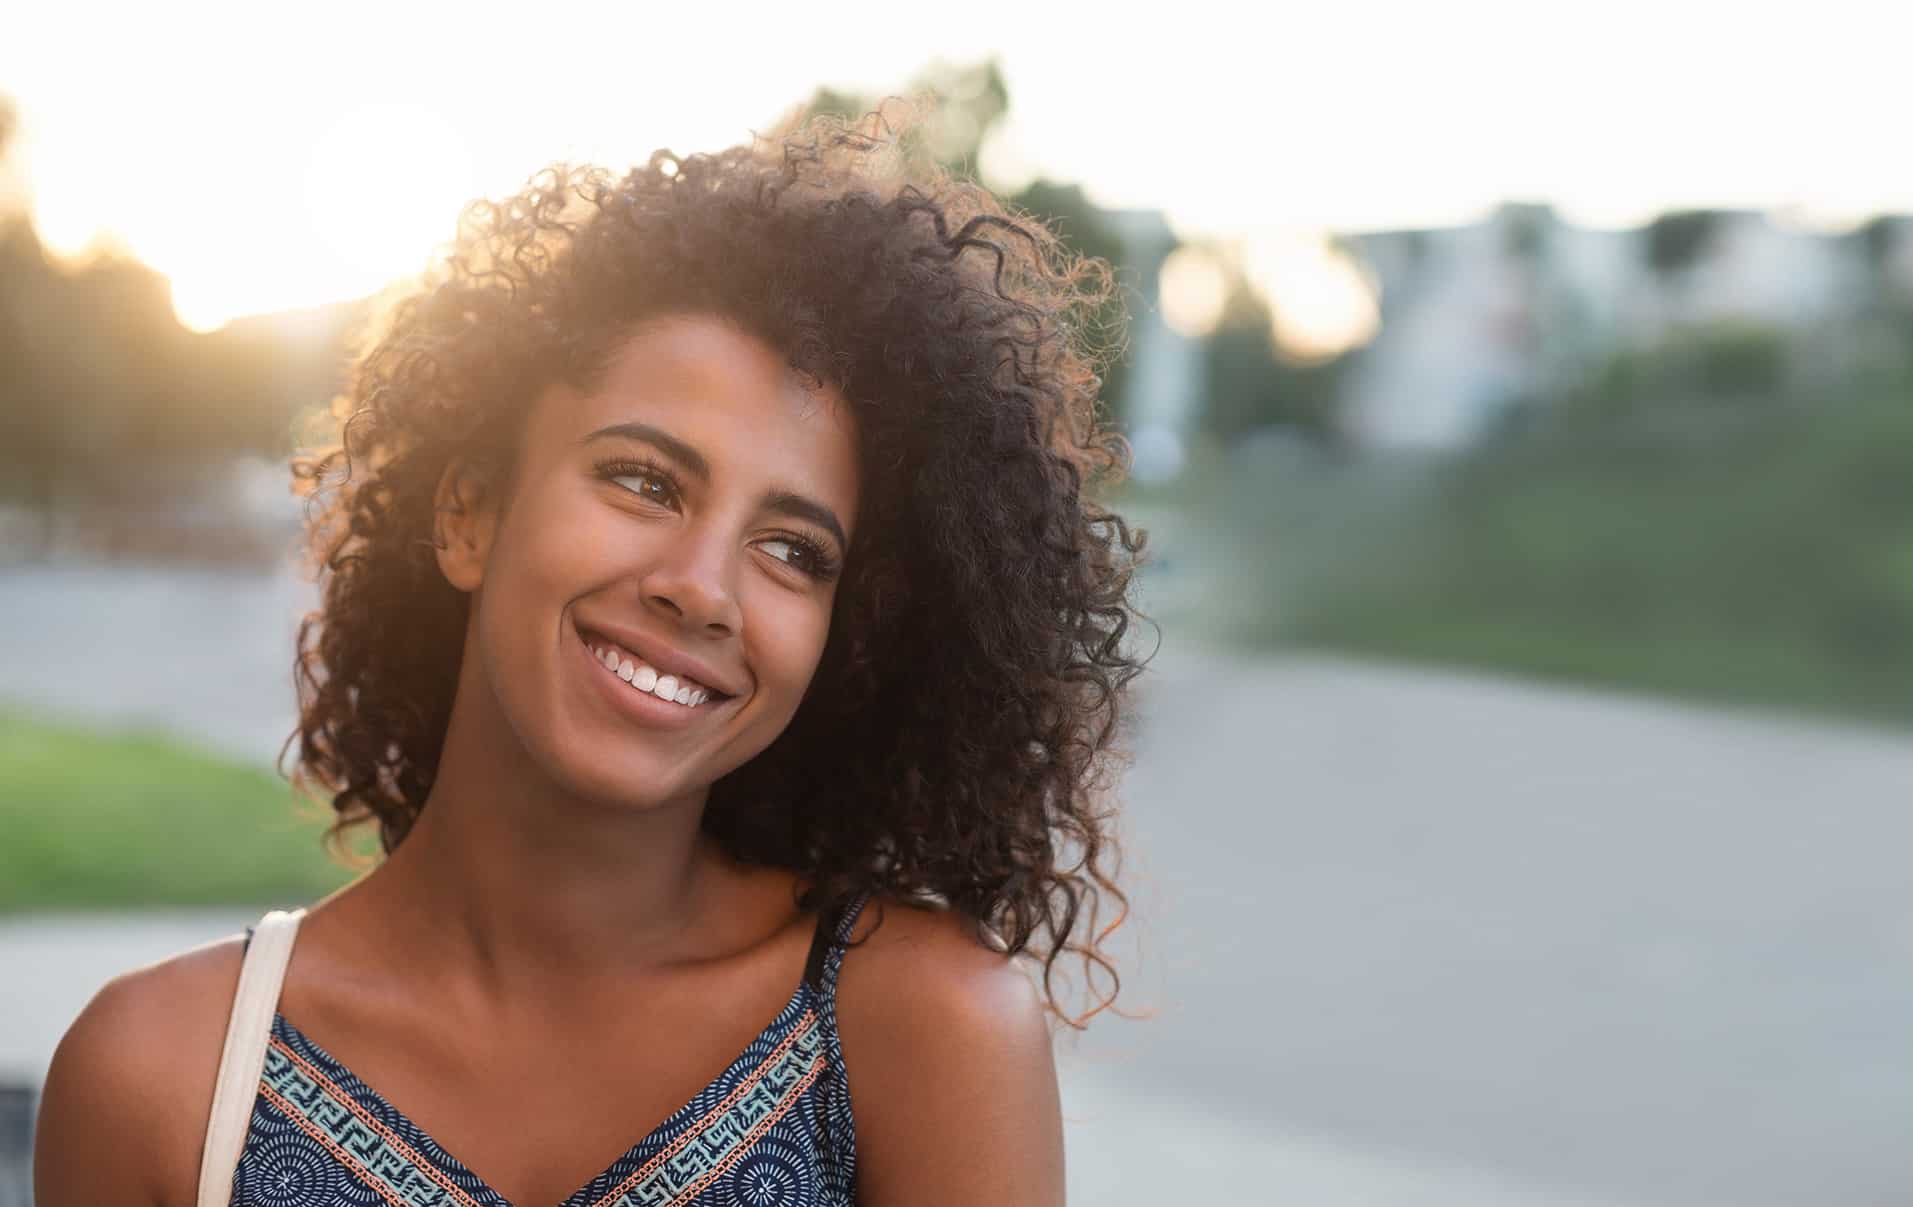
286, 105, 1148, 1026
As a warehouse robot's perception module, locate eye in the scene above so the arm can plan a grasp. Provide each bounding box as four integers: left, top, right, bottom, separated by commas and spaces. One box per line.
595, 458, 680, 508
759, 535, 838, 579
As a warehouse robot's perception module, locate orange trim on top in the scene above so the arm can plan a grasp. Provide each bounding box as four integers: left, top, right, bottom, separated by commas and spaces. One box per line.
267, 1037, 488, 1207
585, 1008, 821, 1207
257, 1081, 444, 1207
663, 1050, 828, 1207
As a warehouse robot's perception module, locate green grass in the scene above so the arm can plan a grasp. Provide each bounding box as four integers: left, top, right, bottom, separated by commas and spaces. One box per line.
0, 710, 362, 911
1159, 396, 1913, 730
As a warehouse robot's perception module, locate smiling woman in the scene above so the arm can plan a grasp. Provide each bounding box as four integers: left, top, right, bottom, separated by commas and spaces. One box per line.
32, 106, 1146, 1207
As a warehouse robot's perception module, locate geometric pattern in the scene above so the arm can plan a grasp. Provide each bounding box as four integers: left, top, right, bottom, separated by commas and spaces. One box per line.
230, 893, 868, 1207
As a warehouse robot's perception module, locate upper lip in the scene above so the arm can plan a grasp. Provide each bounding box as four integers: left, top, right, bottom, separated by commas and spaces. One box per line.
575, 618, 743, 698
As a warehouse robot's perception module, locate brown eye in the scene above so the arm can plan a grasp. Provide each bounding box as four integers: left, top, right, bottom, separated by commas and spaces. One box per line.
615, 472, 669, 502
601, 462, 680, 508
759, 535, 837, 579
760, 537, 813, 570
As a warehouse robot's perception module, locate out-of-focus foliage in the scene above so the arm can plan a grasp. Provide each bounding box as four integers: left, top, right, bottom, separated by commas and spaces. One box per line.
1216, 294, 1913, 724
1203, 269, 1348, 444
1644, 209, 1725, 277
0, 225, 352, 488
808, 60, 1009, 183
0, 96, 354, 555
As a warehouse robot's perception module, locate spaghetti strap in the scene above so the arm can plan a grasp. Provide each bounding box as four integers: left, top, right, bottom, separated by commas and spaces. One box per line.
802, 890, 872, 998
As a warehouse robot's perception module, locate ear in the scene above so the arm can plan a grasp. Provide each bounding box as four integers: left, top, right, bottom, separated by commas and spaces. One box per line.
433, 458, 501, 593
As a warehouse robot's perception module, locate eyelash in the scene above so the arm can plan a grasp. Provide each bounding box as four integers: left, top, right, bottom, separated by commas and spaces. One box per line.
590, 456, 842, 580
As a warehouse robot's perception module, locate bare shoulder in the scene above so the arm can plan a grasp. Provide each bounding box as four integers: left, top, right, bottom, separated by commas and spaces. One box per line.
835, 898, 1048, 1036
834, 899, 1063, 1207
34, 932, 249, 1207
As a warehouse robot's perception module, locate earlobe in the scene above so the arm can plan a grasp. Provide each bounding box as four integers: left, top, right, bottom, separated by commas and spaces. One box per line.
433, 460, 497, 593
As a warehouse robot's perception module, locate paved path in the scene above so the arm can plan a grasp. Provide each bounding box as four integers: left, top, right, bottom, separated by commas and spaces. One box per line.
1098, 651, 1913, 1206
9, 561, 1913, 1203
0, 559, 311, 765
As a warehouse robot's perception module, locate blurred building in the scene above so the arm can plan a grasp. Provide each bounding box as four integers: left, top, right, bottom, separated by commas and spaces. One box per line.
1106, 208, 1206, 482
1339, 205, 1913, 448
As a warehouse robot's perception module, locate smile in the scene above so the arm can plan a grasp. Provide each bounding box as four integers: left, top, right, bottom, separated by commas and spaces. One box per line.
585, 638, 721, 709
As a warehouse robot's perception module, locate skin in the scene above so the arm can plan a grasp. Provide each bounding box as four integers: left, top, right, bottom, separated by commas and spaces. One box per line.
32, 314, 1065, 1207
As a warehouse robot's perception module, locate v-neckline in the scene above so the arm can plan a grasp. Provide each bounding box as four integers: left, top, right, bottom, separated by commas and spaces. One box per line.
266, 974, 817, 1207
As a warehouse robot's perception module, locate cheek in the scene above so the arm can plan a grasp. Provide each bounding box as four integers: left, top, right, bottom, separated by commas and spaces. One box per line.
497, 484, 621, 600
746, 586, 838, 695
475, 489, 606, 679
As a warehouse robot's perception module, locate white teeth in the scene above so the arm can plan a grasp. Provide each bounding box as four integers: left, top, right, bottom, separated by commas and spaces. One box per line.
591, 638, 716, 707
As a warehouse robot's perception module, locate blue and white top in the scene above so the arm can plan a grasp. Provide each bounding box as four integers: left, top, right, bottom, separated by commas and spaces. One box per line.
229, 893, 870, 1207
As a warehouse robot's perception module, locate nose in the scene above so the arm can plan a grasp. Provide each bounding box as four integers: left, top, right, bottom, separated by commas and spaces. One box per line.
640, 524, 741, 638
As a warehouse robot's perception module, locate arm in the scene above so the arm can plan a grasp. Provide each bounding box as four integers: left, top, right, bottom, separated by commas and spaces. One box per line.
835, 903, 1065, 1207
34, 939, 243, 1207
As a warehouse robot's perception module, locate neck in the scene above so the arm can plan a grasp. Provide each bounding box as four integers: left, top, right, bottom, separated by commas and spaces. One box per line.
352, 674, 730, 1001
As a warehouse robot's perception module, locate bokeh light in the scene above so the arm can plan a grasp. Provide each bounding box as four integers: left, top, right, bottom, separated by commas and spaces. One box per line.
1157, 245, 1230, 339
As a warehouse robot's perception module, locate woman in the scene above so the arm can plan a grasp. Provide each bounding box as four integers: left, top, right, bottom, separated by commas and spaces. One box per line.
33, 108, 1144, 1207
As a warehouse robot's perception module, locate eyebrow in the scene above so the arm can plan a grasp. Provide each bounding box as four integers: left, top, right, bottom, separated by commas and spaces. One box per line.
585, 421, 710, 481
583, 421, 850, 552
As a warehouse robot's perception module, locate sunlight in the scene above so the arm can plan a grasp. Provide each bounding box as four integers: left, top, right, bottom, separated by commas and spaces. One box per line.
25, 98, 479, 333
10, 0, 1913, 336
301, 104, 478, 293
1157, 246, 1229, 339
1242, 232, 1380, 363
24, 131, 113, 260
167, 105, 478, 332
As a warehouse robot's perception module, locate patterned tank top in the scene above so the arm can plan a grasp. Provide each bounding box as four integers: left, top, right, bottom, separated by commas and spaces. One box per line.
230, 892, 870, 1207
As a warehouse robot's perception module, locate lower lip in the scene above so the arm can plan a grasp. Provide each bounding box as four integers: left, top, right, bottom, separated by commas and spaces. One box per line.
575, 630, 720, 730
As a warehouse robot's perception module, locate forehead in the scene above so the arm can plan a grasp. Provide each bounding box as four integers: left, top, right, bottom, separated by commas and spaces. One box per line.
530, 313, 859, 499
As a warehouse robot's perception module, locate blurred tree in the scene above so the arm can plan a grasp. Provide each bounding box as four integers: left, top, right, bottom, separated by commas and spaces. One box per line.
1840, 215, 1913, 386
1854, 213, 1902, 271
802, 60, 1008, 182
0, 84, 348, 560
1498, 202, 1554, 264
1644, 209, 1724, 278
906, 59, 1008, 179
0, 94, 58, 545
1203, 272, 1346, 445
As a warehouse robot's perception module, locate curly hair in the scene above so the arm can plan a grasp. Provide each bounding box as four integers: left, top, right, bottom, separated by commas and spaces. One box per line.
286, 105, 1148, 1026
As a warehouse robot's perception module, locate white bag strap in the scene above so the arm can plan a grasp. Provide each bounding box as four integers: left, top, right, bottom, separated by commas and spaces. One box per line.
195, 907, 305, 1207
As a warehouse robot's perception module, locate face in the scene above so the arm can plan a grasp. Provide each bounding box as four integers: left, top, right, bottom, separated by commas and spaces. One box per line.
437, 313, 860, 811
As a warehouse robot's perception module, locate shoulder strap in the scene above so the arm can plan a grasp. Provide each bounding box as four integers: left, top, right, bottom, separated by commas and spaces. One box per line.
800, 891, 871, 1200
196, 907, 305, 1207
803, 890, 872, 998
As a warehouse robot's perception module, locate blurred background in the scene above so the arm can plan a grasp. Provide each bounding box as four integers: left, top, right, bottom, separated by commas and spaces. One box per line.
5, 2, 1913, 1203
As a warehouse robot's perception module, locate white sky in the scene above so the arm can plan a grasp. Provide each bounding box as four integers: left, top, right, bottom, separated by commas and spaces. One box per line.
4, 0, 1911, 330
